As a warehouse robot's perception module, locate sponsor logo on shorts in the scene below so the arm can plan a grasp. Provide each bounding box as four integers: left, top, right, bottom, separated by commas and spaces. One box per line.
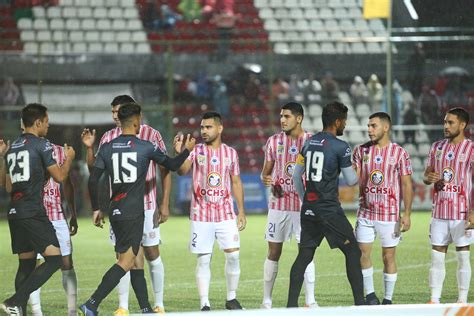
304, 209, 315, 216
370, 170, 384, 185
8, 208, 16, 215
234, 234, 239, 242
149, 231, 156, 239
112, 209, 122, 216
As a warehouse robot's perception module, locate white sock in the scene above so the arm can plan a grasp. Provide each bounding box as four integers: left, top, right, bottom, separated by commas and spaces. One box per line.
456, 251, 471, 303
362, 267, 375, 295
196, 253, 212, 308
304, 261, 316, 305
383, 273, 397, 301
29, 288, 42, 315
117, 271, 130, 310
225, 251, 240, 301
62, 268, 78, 313
429, 250, 446, 303
262, 259, 278, 306
148, 256, 165, 308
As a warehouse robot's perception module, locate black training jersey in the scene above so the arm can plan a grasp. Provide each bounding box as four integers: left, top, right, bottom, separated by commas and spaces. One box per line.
5, 133, 57, 219
94, 135, 169, 221
297, 131, 352, 214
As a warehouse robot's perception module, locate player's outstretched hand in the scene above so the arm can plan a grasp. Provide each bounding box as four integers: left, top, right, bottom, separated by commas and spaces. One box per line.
81, 128, 96, 148
237, 212, 247, 231
183, 134, 196, 152
93, 210, 105, 228
64, 143, 76, 160
0, 139, 10, 157
400, 214, 411, 232
173, 133, 184, 153
69, 216, 78, 236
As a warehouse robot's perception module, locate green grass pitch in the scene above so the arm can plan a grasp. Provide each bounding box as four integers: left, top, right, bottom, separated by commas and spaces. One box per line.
0, 212, 472, 314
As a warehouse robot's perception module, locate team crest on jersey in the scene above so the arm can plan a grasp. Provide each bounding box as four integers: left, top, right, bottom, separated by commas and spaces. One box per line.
285, 162, 296, 176
210, 156, 219, 166
288, 145, 298, 155
442, 167, 454, 183
445, 151, 455, 161
197, 153, 206, 165
370, 169, 384, 185
374, 155, 383, 164
207, 172, 222, 187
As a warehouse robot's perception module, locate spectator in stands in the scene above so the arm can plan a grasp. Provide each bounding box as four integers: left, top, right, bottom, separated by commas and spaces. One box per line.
211, 75, 229, 117
0, 77, 20, 106
178, 0, 202, 22
403, 101, 418, 144
367, 74, 383, 112
350, 76, 368, 106
302, 73, 322, 105
444, 76, 468, 108
417, 84, 442, 143
406, 43, 425, 96
288, 75, 303, 101
159, 3, 182, 30
196, 72, 211, 100
244, 73, 263, 105
382, 80, 403, 125
271, 78, 289, 104
142, 0, 160, 30
320, 72, 340, 105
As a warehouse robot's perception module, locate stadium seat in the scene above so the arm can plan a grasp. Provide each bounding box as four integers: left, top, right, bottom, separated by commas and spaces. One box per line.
50, 18, 65, 30
310, 19, 324, 30
315, 31, 329, 40
355, 103, 370, 117
109, 7, 122, 19
33, 18, 48, 30
69, 30, 84, 42
254, 0, 268, 8
274, 42, 289, 54
40, 42, 55, 54
324, 20, 339, 31
32, 6, 46, 18
319, 8, 333, 19
84, 31, 100, 42
96, 19, 111, 30
93, 8, 107, 19
101, 31, 115, 42
289, 8, 304, 18
105, 0, 120, 6
20, 30, 35, 41
120, 42, 134, 53
281, 18, 295, 30
127, 20, 142, 30
116, 31, 131, 42
82, 19, 96, 30
305, 42, 320, 53
403, 143, 417, 156
88, 42, 103, 53
135, 42, 151, 53
78, 7, 92, 18
61, 0, 75, 5
354, 19, 369, 31
53, 30, 67, 41
274, 8, 288, 19
90, 0, 105, 7
290, 42, 304, 54
17, 18, 32, 30
65, 19, 81, 31
74, 0, 90, 6
63, 7, 77, 18
300, 31, 314, 41
320, 42, 335, 54
366, 42, 382, 54
120, 0, 135, 7
47, 7, 61, 19
304, 8, 318, 19
131, 31, 147, 42
36, 30, 52, 41
104, 42, 119, 53
295, 19, 309, 31
123, 8, 138, 19
351, 42, 366, 54
300, 0, 313, 7
71, 42, 87, 53
259, 8, 273, 19
264, 19, 279, 31
24, 42, 38, 54
269, 31, 284, 41
417, 143, 431, 156
269, 0, 284, 7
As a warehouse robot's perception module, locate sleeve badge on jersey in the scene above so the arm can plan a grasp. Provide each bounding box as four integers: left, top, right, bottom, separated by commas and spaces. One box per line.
44, 141, 53, 152
344, 147, 351, 157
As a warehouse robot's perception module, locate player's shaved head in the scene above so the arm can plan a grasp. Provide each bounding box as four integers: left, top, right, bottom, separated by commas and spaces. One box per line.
118, 102, 141, 127
22, 103, 48, 128
202, 111, 222, 125
111, 95, 136, 107
281, 102, 304, 118
369, 112, 392, 128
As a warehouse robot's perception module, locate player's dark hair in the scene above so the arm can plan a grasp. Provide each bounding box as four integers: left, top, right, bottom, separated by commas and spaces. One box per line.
111, 95, 136, 107
281, 102, 304, 117
447, 107, 470, 128
22, 103, 48, 128
202, 111, 222, 125
118, 102, 141, 126
322, 101, 348, 129
369, 112, 392, 127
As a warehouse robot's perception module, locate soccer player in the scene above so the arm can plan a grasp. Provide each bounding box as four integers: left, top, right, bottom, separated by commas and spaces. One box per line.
29, 141, 79, 316
423, 107, 474, 304
352, 112, 413, 305
287, 101, 365, 307
176, 111, 247, 311
79, 102, 194, 316
81, 95, 169, 315
260, 102, 316, 308
0, 103, 75, 315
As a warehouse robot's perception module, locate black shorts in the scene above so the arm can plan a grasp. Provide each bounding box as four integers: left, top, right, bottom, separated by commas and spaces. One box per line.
8, 213, 59, 254
300, 211, 357, 249
110, 216, 144, 256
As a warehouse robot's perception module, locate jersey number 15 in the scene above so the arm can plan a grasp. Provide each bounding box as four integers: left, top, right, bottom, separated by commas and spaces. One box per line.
111, 152, 137, 183
305, 151, 324, 182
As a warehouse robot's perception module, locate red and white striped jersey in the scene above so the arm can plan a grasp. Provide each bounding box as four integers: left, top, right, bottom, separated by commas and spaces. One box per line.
43, 144, 65, 221
353, 142, 412, 222
99, 124, 167, 211
427, 138, 474, 220
188, 143, 240, 222
264, 131, 312, 212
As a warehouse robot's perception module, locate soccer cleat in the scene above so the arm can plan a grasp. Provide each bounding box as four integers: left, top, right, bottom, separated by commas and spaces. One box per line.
200, 305, 211, 311
225, 299, 243, 310
260, 302, 271, 309
304, 302, 319, 308
79, 304, 98, 316
153, 306, 165, 314
112, 308, 128, 316
365, 292, 380, 305
0, 300, 23, 316
381, 299, 392, 305
141, 307, 154, 314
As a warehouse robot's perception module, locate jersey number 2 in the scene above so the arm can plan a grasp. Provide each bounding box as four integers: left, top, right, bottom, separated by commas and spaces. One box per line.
111, 152, 137, 183
7, 151, 30, 183
305, 151, 324, 182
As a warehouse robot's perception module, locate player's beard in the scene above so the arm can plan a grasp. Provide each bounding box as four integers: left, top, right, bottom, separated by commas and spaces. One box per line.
336, 126, 344, 136
445, 128, 460, 139
203, 134, 217, 145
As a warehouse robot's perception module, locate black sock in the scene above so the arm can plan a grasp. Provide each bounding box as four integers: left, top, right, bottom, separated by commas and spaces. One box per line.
340, 243, 365, 305
287, 246, 316, 307
87, 264, 127, 310
9, 258, 36, 312
130, 269, 152, 311
11, 255, 61, 306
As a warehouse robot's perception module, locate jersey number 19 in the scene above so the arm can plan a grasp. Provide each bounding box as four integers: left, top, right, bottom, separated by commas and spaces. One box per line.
111, 152, 137, 183
305, 151, 324, 182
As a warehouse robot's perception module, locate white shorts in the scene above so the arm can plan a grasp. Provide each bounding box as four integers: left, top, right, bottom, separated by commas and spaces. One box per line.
109, 209, 161, 247
355, 218, 401, 248
430, 218, 474, 247
38, 219, 72, 259
189, 219, 240, 254
265, 209, 301, 243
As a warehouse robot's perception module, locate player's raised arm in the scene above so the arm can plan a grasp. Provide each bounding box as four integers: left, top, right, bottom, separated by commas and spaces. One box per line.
154, 133, 195, 172
81, 128, 96, 170
47, 144, 75, 183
